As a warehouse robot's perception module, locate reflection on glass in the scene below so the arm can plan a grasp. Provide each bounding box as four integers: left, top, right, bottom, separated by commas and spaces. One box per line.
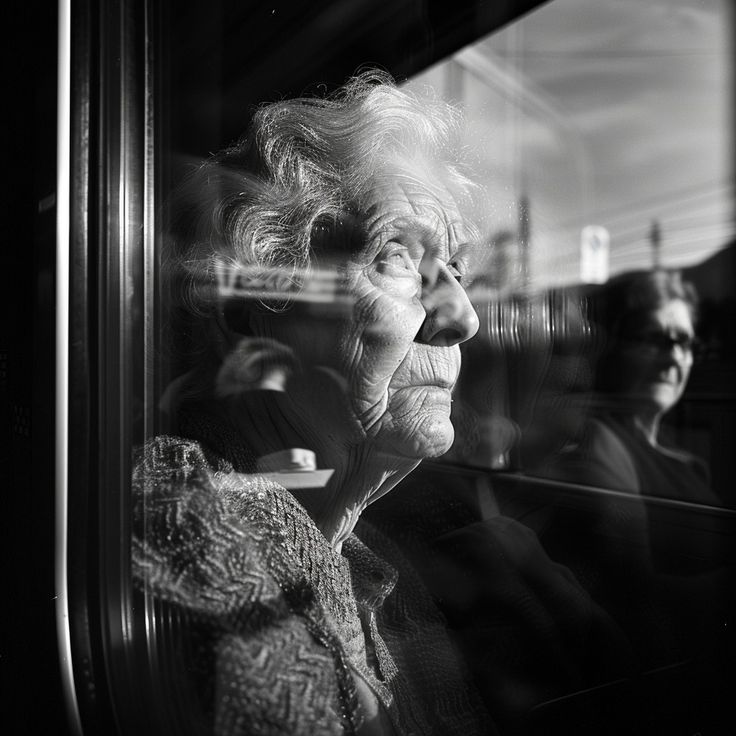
380, 2, 735, 734
132, 1, 735, 734
409, 0, 732, 289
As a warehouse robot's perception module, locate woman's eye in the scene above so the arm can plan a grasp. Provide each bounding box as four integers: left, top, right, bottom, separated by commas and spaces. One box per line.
376, 245, 418, 274
447, 256, 468, 283
387, 251, 412, 267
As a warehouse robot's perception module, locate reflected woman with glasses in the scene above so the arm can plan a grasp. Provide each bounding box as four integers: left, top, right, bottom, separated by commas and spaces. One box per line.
539, 268, 728, 672
553, 269, 719, 509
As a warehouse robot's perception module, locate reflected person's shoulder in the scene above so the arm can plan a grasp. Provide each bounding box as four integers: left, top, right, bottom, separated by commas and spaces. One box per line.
537, 416, 640, 493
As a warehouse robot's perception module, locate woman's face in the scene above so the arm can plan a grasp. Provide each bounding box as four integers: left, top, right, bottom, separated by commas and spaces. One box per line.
616, 298, 695, 417
258, 172, 480, 461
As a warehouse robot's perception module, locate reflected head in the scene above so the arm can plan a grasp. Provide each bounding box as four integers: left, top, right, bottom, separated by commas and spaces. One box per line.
591, 269, 699, 415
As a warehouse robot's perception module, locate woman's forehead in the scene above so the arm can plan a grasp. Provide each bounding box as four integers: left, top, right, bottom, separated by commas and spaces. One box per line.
362, 176, 471, 242
366, 168, 464, 206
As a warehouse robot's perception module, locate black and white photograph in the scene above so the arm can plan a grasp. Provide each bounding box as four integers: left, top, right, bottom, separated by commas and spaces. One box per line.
3, 1, 735, 734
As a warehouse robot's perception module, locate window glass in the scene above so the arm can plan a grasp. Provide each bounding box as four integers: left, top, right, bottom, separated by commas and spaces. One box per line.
120, 1, 736, 734
403, 1, 736, 505
410, 0, 732, 284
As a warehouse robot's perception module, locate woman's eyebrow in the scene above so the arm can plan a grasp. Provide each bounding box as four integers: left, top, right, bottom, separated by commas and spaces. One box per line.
451, 239, 485, 261
368, 211, 477, 265
447, 218, 480, 253
387, 215, 464, 248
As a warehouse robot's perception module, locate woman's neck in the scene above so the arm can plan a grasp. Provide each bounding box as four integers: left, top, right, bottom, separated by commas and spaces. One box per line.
632, 411, 661, 446
219, 387, 419, 552
290, 444, 419, 552
601, 394, 662, 447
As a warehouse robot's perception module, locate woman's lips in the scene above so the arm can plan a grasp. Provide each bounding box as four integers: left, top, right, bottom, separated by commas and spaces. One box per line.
387, 384, 453, 413
651, 367, 681, 385
387, 345, 462, 393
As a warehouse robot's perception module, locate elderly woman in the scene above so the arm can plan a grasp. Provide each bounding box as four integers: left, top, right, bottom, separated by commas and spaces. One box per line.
132, 73, 494, 735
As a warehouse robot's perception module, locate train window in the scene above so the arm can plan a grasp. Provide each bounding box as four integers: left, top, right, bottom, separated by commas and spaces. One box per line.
52, 0, 735, 735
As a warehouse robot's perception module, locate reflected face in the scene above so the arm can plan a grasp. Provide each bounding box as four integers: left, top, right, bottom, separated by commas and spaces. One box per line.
616, 298, 695, 417
262, 173, 480, 460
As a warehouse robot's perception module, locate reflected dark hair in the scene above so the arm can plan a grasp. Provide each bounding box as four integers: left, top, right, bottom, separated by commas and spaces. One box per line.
589, 268, 699, 393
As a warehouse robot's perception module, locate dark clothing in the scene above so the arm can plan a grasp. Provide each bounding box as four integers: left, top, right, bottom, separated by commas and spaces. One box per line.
366, 469, 638, 735
545, 413, 719, 503
534, 413, 733, 672
540, 413, 725, 576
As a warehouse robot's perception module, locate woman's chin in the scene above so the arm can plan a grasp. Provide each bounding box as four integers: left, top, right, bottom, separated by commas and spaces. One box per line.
377, 412, 456, 460
624, 383, 682, 417
371, 385, 456, 458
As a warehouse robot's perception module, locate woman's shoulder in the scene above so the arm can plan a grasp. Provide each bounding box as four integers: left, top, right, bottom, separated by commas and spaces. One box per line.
581, 415, 630, 449
539, 415, 641, 493
131, 434, 303, 620
132, 434, 231, 479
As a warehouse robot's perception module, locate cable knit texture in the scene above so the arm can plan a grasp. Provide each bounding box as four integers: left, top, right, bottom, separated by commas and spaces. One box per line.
131, 434, 493, 736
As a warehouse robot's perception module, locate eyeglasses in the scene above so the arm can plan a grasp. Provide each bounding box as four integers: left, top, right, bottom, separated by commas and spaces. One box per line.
626, 330, 698, 353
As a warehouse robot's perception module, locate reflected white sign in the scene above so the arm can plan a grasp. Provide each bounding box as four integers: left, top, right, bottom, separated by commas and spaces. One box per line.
217, 262, 350, 304
580, 225, 610, 284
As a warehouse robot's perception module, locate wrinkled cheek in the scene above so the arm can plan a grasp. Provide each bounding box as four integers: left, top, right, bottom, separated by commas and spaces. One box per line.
341, 298, 425, 405
357, 293, 425, 347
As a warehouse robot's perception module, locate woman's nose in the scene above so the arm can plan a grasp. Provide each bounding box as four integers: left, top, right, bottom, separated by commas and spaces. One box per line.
664, 342, 692, 365
416, 261, 479, 346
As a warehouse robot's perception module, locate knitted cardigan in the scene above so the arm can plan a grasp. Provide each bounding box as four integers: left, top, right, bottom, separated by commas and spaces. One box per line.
131, 434, 494, 736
